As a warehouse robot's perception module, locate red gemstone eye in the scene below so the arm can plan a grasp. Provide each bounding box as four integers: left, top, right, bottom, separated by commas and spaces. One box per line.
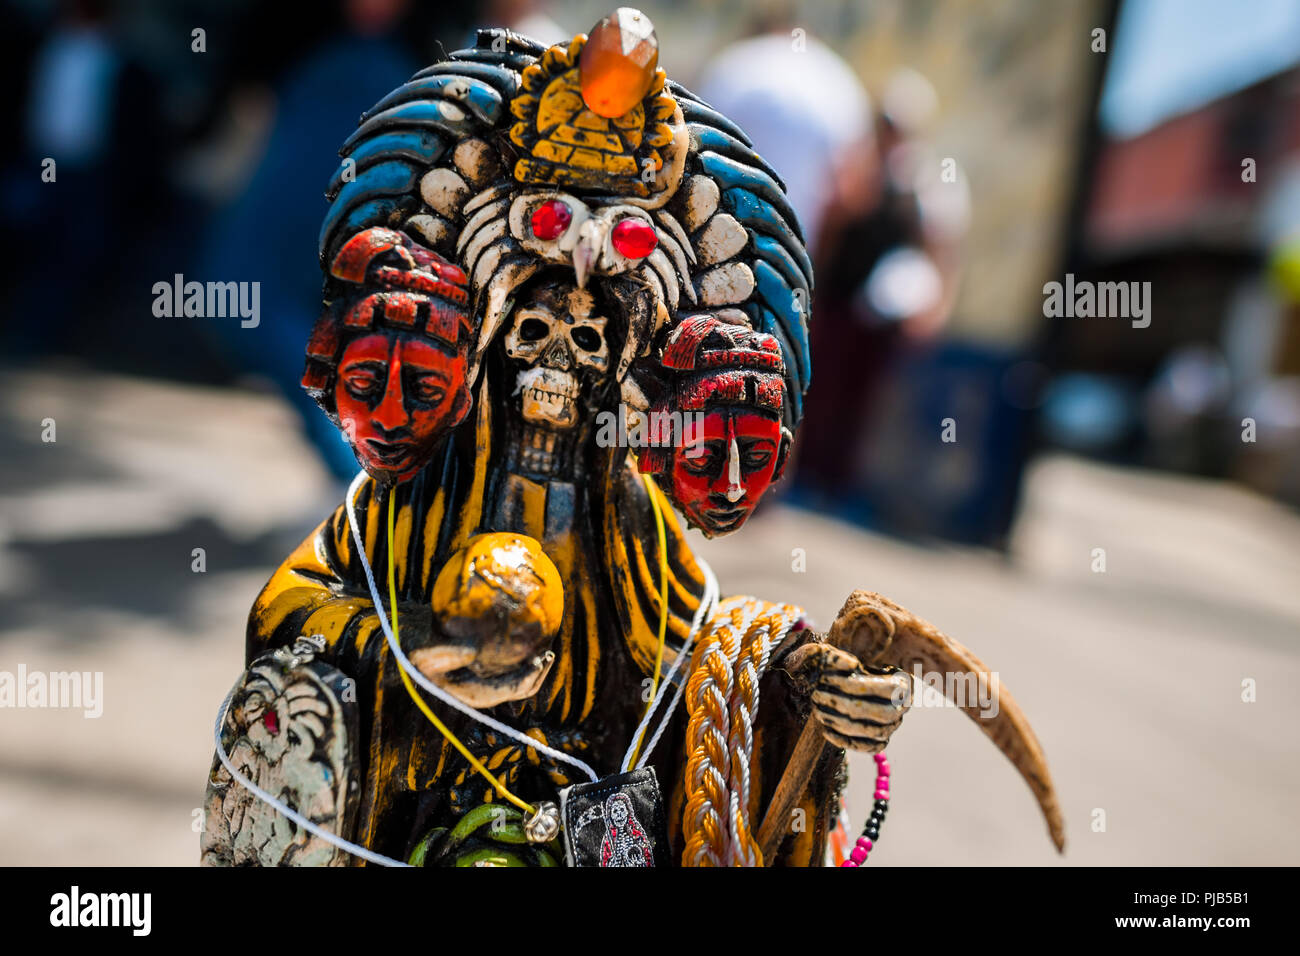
611, 218, 657, 259
530, 199, 572, 240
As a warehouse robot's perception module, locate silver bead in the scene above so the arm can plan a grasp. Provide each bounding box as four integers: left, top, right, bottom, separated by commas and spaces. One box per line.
524, 801, 560, 844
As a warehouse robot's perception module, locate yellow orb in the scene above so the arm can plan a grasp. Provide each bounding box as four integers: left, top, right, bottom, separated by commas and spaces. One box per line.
432, 533, 564, 642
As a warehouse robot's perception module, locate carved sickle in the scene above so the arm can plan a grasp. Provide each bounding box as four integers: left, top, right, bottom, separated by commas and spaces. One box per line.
757, 590, 1065, 863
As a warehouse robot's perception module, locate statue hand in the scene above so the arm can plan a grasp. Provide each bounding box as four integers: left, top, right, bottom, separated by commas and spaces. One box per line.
410, 643, 556, 709
785, 642, 911, 753
410, 532, 562, 709
388, 606, 557, 710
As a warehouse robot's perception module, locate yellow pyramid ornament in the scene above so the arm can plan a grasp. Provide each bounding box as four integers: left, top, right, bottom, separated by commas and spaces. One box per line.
508, 9, 678, 197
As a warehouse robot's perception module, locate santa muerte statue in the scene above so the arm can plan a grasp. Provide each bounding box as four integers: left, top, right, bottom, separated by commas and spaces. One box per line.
200, 9, 1065, 867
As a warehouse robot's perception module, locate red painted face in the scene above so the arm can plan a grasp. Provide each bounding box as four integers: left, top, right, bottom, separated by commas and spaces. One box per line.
334, 333, 468, 483
669, 409, 783, 536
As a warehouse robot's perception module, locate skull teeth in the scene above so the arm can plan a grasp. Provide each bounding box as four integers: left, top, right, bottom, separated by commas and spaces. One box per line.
528, 386, 577, 403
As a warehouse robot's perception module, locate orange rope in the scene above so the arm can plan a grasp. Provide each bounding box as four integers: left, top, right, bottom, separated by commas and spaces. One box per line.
682, 605, 743, 866
680, 599, 803, 866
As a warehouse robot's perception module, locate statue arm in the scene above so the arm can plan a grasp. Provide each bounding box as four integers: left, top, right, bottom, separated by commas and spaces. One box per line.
245, 480, 388, 669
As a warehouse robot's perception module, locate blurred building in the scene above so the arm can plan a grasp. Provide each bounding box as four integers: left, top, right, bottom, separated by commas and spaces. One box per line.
784, 0, 1115, 546
1052, 62, 1300, 503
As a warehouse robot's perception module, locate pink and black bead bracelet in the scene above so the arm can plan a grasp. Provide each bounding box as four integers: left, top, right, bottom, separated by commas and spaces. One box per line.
841, 750, 890, 867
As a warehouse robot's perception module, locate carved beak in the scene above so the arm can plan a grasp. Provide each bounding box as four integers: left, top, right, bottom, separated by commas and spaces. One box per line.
572, 219, 607, 290
829, 591, 1067, 853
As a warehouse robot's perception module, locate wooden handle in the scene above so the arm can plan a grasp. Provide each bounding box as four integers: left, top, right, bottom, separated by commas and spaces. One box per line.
756, 716, 827, 864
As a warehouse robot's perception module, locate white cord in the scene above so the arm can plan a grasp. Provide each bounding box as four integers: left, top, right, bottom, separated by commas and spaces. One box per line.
211, 679, 410, 867
621, 556, 719, 772
345, 471, 601, 783
683, 596, 761, 867
636, 591, 752, 771
213, 470, 725, 866
725, 611, 795, 866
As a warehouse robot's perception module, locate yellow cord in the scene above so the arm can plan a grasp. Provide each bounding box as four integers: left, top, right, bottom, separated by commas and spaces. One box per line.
387, 492, 535, 816
627, 472, 670, 768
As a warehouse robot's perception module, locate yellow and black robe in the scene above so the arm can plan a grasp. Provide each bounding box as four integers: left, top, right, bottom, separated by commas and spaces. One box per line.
246, 381, 840, 863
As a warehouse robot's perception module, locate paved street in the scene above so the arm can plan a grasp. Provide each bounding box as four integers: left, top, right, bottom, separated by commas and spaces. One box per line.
1, 365, 1297, 865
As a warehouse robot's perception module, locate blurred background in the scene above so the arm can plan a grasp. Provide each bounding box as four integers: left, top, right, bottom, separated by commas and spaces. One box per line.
1, 0, 1297, 866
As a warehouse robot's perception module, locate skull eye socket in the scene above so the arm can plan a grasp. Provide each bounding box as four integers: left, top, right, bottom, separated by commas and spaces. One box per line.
530, 199, 572, 240
518, 317, 551, 342
610, 217, 658, 259
571, 326, 602, 351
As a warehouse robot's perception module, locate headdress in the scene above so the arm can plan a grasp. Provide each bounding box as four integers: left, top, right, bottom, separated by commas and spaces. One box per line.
316, 10, 813, 430
637, 314, 788, 477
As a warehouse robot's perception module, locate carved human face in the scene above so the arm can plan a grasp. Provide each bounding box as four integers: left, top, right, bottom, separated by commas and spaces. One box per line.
335, 332, 469, 483
669, 408, 784, 536
502, 282, 610, 429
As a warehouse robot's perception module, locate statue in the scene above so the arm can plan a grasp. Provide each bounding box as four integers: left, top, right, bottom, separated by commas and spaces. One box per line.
202, 9, 1064, 867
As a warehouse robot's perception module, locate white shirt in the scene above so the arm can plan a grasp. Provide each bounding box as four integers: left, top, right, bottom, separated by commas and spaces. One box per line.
697, 33, 870, 245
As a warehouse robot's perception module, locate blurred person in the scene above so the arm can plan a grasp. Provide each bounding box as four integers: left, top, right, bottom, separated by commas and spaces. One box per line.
26, 0, 117, 169
1, 0, 176, 358
479, 0, 567, 46
795, 68, 968, 504
696, 6, 870, 252
694, 6, 871, 514
199, 0, 430, 481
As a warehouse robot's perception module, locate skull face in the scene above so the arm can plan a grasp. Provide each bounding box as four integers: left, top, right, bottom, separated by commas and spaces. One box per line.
503, 281, 611, 429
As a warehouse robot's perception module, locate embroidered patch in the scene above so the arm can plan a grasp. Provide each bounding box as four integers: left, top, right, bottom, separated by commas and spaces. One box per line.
559, 767, 670, 867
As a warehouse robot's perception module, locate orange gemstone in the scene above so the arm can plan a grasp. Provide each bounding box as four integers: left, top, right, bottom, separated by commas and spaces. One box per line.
579, 8, 659, 119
